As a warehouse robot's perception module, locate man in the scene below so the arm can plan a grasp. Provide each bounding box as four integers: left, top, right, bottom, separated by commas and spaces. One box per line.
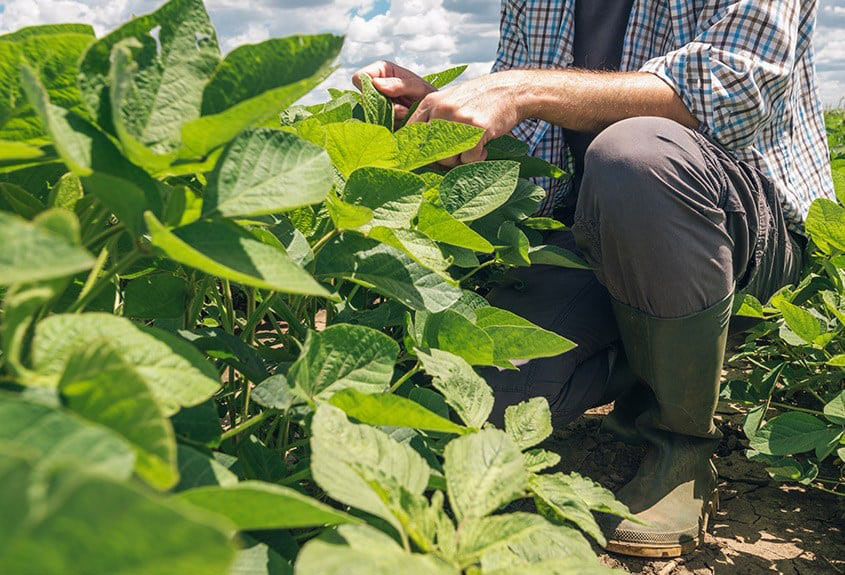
354, 0, 834, 558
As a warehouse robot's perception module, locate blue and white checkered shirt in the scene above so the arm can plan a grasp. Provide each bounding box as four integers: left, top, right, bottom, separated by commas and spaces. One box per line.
493, 0, 835, 231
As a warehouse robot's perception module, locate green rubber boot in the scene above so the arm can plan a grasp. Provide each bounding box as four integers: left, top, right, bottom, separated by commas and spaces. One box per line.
601, 293, 732, 558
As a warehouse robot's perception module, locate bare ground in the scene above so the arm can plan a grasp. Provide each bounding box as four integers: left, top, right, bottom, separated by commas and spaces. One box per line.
547, 403, 845, 575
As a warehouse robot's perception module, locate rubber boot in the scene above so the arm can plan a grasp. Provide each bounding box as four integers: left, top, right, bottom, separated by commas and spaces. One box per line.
600, 292, 732, 558
600, 379, 652, 446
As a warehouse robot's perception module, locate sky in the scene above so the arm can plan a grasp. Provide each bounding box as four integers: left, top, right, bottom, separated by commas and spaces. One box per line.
0, 0, 842, 107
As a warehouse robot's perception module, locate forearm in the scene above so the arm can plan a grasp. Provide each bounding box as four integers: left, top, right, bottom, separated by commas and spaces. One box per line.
506, 69, 699, 133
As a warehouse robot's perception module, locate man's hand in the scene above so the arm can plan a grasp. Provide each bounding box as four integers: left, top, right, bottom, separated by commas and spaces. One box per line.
352, 61, 436, 123
407, 71, 527, 166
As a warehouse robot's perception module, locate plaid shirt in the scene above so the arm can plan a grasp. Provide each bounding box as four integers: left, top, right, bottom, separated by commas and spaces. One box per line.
492, 0, 835, 231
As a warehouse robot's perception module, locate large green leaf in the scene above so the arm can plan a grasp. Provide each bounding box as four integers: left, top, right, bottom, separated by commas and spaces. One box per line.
416, 202, 493, 253
416, 348, 494, 429
174, 444, 238, 492
78, 0, 220, 137
328, 389, 468, 434
805, 198, 845, 255
773, 300, 823, 345
423, 65, 468, 89
146, 213, 330, 297
368, 227, 452, 272
177, 482, 357, 530
321, 122, 398, 178
0, 28, 93, 142
394, 120, 483, 171
750, 412, 840, 456
475, 307, 576, 363
528, 474, 604, 545
443, 428, 528, 521
824, 391, 845, 425
505, 398, 553, 450
0, 210, 93, 285
295, 525, 458, 575
58, 345, 178, 490
343, 167, 425, 230
287, 324, 399, 401
310, 405, 430, 533
0, 392, 134, 480
359, 73, 393, 131
32, 313, 220, 416
315, 233, 461, 312
457, 513, 548, 566
203, 129, 332, 218
181, 35, 343, 158
230, 540, 291, 575
479, 523, 599, 574
421, 310, 496, 366
0, 450, 235, 575
439, 160, 520, 221
20, 67, 162, 232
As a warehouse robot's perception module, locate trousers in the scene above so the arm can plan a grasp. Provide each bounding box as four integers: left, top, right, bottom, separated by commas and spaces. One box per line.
482, 117, 804, 427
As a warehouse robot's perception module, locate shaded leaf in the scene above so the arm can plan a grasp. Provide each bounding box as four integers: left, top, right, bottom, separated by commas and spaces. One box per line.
417, 348, 494, 429
329, 389, 467, 434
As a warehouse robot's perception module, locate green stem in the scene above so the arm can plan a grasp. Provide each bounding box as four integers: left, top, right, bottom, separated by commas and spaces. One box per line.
222, 279, 235, 334
83, 223, 125, 250
220, 410, 274, 442
280, 467, 312, 486
389, 362, 421, 393
70, 249, 141, 313
770, 402, 826, 417
272, 297, 309, 340
812, 483, 844, 497
458, 259, 496, 283
246, 288, 256, 344
210, 284, 231, 333
242, 291, 275, 343
186, 275, 211, 329
311, 229, 338, 256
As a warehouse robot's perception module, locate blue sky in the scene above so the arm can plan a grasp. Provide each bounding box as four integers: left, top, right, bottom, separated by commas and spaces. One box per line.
0, 1, 842, 106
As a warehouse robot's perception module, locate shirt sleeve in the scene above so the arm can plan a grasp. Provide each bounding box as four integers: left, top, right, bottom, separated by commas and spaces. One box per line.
639, 1, 802, 150
492, 1, 529, 73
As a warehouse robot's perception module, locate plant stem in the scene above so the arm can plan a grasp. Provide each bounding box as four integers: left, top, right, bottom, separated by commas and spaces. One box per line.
210, 284, 231, 332
273, 297, 309, 340
222, 279, 235, 334
769, 402, 826, 416
458, 259, 496, 283
311, 229, 338, 256
83, 223, 125, 250
220, 409, 274, 442
186, 275, 210, 329
70, 249, 141, 313
242, 291, 276, 343
246, 288, 256, 344
280, 467, 311, 486
389, 362, 421, 393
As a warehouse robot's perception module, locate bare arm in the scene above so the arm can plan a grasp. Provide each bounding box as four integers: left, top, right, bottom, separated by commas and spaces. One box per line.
406, 68, 699, 164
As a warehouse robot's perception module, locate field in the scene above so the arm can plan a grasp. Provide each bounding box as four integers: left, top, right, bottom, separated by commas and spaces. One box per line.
0, 1, 842, 574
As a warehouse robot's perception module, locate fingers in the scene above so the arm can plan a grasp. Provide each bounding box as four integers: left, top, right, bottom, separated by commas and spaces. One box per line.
371, 76, 433, 101
352, 60, 392, 91
460, 143, 489, 164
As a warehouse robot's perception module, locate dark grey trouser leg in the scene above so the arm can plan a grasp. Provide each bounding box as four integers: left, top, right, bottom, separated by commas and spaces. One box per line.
572, 116, 803, 317
481, 231, 620, 428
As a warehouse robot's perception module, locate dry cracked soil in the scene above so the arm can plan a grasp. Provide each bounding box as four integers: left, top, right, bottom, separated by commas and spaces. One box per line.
547, 402, 845, 575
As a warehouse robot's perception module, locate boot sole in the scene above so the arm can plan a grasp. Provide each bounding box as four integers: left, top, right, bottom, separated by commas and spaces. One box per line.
605, 491, 719, 558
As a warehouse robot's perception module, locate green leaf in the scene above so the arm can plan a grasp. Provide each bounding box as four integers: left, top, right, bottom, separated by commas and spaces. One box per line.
238, 436, 286, 483
321, 122, 398, 178
178, 481, 357, 530
423, 65, 468, 89
505, 398, 553, 450
458, 513, 547, 566
394, 120, 483, 171
326, 192, 373, 230
368, 227, 451, 272
295, 525, 458, 575
475, 307, 576, 363
823, 391, 845, 425
0, 182, 44, 218
78, 0, 220, 137
288, 324, 399, 401
203, 129, 333, 218
827, 354, 845, 367
439, 160, 520, 221
174, 444, 238, 492
20, 67, 162, 233
343, 167, 424, 230
0, 392, 134, 480
172, 400, 222, 447
496, 221, 531, 266
48, 172, 83, 210
416, 202, 493, 253
773, 300, 823, 344
315, 233, 461, 312
0, 210, 93, 285
182, 34, 343, 158
473, 179, 547, 239
546, 472, 636, 519
522, 217, 566, 231
230, 540, 291, 575
146, 214, 330, 297
523, 449, 561, 473
328, 389, 468, 434
805, 198, 845, 254
527, 245, 590, 269
528, 474, 604, 545
252, 375, 301, 411
421, 310, 496, 366
444, 428, 528, 521
58, 345, 178, 489
479, 523, 599, 574
124, 274, 187, 319
32, 313, 220, 416
750, 412, 840, 456
733, 293, 765, 318
310, 405, 430, 533
0, 451, 236, 575
417, 348, 494, 429
359, 73, 393, 131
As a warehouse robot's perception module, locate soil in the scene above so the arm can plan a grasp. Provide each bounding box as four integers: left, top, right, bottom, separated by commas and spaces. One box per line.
547, 400, 845, 575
